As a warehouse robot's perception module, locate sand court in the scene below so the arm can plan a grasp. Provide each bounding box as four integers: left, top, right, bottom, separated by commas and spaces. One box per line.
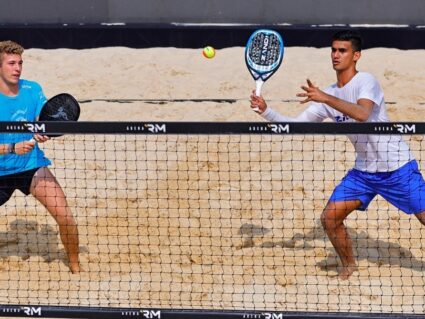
0, 46, 424, 314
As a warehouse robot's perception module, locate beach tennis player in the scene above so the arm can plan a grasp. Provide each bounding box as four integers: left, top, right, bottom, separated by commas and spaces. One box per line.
249, 30, 425, 279
0, 40, 81, 273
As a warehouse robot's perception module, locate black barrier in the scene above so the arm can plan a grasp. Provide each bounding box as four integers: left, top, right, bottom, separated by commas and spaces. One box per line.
0, 121, 422, 135
0, 306, 422, 319
0, 24, 425, 49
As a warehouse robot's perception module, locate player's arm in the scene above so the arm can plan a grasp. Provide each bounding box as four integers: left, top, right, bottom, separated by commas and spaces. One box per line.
297, 79, 374, 122
250, 90, 326, 122
0, 143, 14, 155
0, 141, 36, 155
32, 134, 50, 143
250, 90, 269, 114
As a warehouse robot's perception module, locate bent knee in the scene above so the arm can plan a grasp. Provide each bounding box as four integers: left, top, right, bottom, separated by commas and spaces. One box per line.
320, 209, 338, 230
321, 202, 355, 229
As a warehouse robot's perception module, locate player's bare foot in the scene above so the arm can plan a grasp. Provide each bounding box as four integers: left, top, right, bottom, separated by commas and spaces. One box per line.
338, 264, 357, 280
70, 263, 84, 274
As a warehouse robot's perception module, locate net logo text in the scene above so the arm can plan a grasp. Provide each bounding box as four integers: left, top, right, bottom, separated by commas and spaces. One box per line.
263, 313, 283, 319
243, 312, 283, 319
141, 310, 160, 318
268, 124, 289, 133
394, 124, 416, 134
121, 310, 161, 318
24, 123, 46, 133
22, 306, 41, 316
145, 123, 166, 133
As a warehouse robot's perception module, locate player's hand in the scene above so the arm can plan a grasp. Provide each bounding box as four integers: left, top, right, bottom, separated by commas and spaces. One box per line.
33, 134, 50, 144
296, 79, 329, 104
14, 140, 36, 155
250, 90, 268, 114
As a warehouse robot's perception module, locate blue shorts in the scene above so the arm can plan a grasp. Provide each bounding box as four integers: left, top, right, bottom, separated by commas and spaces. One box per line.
329, 160, 425, 214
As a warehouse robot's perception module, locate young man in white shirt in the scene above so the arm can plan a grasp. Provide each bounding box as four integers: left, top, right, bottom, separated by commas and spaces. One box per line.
250, 30, 425, 280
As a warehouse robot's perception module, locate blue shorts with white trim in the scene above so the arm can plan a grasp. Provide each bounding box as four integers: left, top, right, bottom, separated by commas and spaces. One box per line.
329, 160, 425, 214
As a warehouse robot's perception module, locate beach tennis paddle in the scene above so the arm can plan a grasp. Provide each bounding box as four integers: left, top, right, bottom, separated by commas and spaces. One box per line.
245, 29, 284, 112
35, 93, 80, 138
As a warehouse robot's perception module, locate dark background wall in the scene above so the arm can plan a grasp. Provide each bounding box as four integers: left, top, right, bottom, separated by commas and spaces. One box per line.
1, 0, 425, 25
0, 0, 424, 49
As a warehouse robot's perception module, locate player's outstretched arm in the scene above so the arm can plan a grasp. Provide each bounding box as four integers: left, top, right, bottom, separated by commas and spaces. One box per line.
249, 89, 326, 123
297, 79, 374, 122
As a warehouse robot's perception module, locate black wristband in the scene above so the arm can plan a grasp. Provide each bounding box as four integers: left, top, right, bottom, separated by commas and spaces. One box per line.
7, 143, 15, 154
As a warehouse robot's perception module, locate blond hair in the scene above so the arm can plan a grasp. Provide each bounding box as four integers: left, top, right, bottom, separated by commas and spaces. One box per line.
0, 41, 24, 62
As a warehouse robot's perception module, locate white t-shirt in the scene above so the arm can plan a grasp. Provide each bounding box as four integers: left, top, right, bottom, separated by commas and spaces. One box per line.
261, 72, 413, 172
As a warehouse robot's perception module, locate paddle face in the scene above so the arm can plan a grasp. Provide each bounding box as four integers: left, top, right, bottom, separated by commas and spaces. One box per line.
245, 29, 284, 82
38, 93, 80, 137
39, 93, 80, 122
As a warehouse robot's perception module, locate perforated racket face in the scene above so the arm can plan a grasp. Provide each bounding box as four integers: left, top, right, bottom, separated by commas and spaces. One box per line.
245, 29, 284, 81
39, 93, 80, 122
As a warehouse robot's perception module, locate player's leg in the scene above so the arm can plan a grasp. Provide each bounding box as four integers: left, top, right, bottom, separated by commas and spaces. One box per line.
29, 167, 81, 273
322, 169, 375, 279
414, 211, 425, 225
321, 200, 362, 280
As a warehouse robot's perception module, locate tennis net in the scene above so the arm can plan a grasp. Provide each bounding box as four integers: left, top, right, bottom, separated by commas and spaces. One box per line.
0, 121, 423, 318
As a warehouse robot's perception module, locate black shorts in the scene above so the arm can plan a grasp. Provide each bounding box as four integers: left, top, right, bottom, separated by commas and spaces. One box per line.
0, 168, 40, 206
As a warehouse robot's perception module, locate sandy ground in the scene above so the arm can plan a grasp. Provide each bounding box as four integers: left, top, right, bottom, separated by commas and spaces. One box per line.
0, 46, 424, 315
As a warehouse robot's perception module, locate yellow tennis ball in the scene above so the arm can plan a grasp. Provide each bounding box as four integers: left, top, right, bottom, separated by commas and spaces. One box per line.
203, 46, 215, 59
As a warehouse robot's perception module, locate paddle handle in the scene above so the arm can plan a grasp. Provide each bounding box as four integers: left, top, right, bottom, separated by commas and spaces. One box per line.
252, 80, 264, 112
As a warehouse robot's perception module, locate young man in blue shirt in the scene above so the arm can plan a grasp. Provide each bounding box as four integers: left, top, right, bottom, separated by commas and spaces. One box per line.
0, 40, 81, 273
